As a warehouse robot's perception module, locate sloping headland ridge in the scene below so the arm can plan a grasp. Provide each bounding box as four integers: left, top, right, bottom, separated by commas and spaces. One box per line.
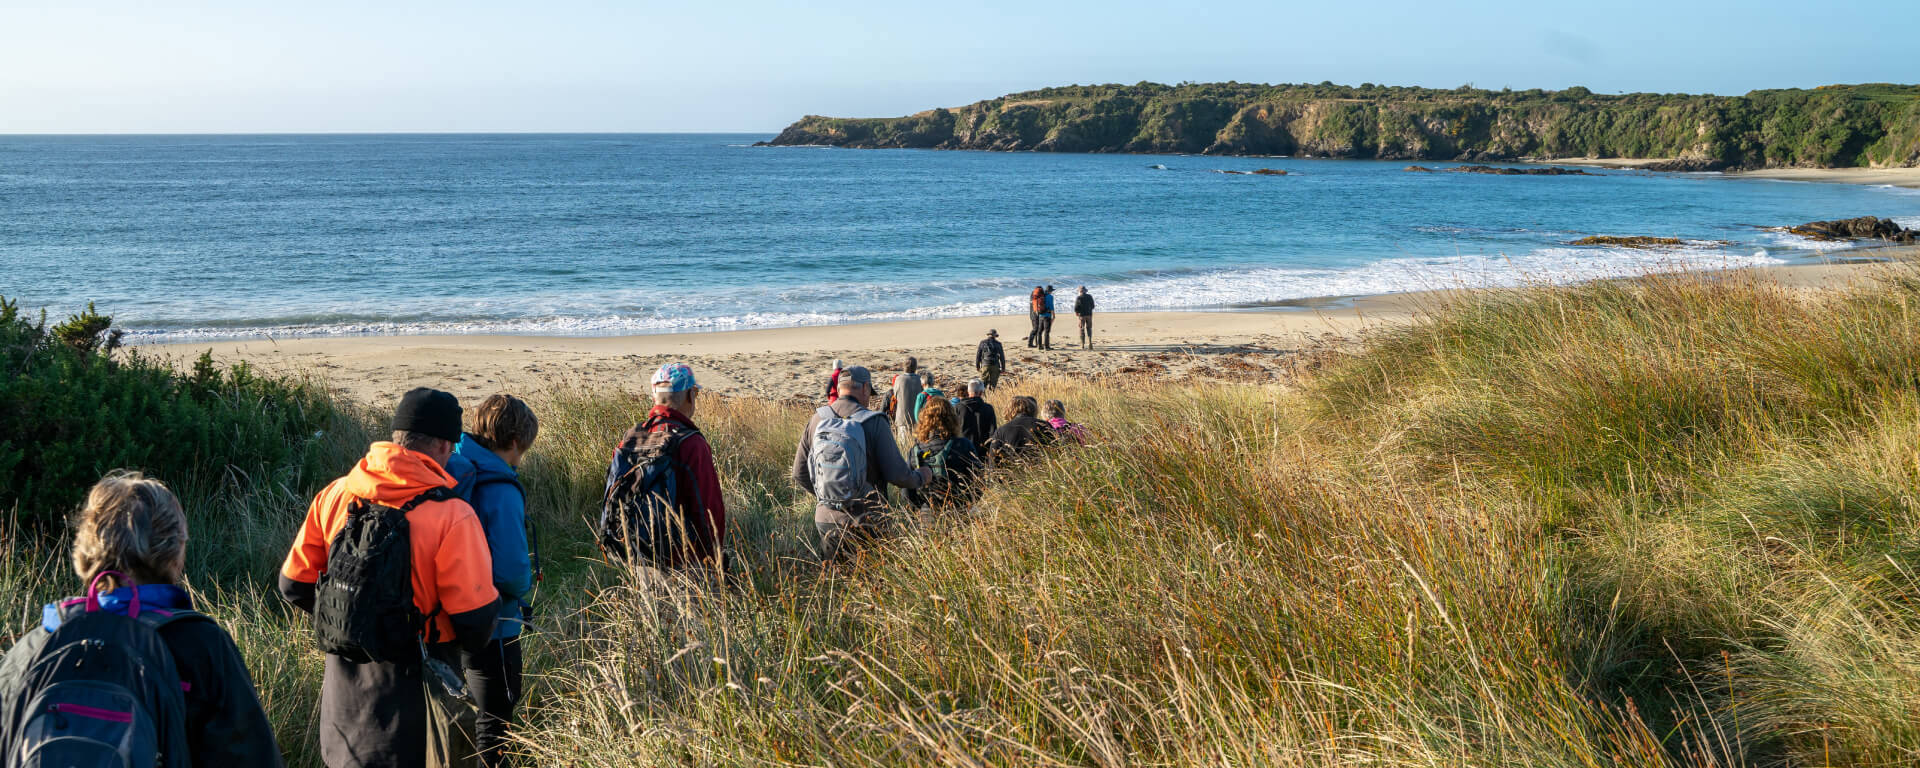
765, 82, 1920, 170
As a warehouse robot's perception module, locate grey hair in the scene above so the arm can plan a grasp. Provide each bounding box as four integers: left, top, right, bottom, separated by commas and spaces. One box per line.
392, 430, 451, 455
967, 380, 986, 396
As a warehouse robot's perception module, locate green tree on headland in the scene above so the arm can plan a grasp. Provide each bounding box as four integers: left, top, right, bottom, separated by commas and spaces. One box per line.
765, 82, 1920, 169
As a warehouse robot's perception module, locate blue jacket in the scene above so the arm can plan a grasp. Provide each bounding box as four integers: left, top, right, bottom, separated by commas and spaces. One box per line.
454, 434, 533, 639
1042, 292, 1056, 315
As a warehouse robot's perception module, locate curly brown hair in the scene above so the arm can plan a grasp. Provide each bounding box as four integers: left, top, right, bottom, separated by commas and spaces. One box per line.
913, 396, 960, 444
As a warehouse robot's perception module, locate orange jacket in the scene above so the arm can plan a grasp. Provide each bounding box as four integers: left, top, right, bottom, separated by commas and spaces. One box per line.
281, 442, 498, 642
1030, 288, 1045, 314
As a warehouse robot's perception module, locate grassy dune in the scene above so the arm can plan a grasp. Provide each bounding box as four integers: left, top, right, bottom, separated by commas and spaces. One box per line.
7, 268, 1920, 766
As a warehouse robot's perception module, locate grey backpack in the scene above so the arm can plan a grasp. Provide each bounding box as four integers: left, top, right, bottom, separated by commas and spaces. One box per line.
1, 573, 196, 768
809, 406, 877, 507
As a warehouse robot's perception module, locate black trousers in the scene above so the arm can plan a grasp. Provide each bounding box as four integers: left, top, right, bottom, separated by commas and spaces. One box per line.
461, 636, 524, 768
1039, 314, 1055, 349
1027, 311, 1041, 346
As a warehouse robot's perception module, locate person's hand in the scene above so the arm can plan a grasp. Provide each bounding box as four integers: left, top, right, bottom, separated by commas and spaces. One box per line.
918, 467, 934, 484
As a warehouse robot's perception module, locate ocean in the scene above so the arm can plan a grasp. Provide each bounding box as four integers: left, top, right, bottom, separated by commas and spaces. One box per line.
2, 133, 1917, 342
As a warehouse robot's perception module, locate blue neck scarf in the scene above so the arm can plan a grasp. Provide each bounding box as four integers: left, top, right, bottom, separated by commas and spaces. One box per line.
42, 583, 193, 632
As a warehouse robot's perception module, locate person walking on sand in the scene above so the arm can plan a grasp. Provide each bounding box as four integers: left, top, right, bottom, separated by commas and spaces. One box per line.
954, 380, 998, 446
889, 357, 924, 444
977, 329, 1006, 388
1039, 286, 1059, 350
600, 364, 728, 574
1074, 286, 1096, 349
792, 365, 932, 562
1026, 287, 1045, 348
452, 394, 540, 768
825, 359, 844, 404
0, 472, 284, 767
279, 388, 500, 768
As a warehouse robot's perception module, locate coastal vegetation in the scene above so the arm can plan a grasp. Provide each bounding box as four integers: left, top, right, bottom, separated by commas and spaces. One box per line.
766, 81, 1920, 169
7, 265, 1920, 764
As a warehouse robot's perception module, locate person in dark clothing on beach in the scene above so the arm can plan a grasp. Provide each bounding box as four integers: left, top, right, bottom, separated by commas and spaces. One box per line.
0, 472, 284, 768
953, 380, 998, 446
987, 395, 1057, 467
1026, 287, 1045, 348
1038, 286, 1058, 350
1074, 286, 1096, 349
976, 329, 1006, 388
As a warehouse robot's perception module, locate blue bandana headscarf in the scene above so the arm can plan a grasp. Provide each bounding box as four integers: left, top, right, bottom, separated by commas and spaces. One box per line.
42, 583, 193, 632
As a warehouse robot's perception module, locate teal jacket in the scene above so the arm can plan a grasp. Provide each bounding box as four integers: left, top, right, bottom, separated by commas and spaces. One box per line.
914, 386, 946, 419
452, 434, 533, 639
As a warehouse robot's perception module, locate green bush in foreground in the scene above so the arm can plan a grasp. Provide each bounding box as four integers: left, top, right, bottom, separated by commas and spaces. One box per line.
0, 296, 344, 529
8, 267, 1920, 766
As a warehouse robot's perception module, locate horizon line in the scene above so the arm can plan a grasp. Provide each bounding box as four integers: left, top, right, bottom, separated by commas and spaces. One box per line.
0, 130, 784, 137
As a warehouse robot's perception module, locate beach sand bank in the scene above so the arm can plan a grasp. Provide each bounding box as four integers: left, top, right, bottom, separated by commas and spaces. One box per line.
1546, 157, 1920, 188
141, 260, 1898, 407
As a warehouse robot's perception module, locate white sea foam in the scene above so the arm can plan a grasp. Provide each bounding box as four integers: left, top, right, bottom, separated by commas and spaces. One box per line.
124, 244, 1787, 343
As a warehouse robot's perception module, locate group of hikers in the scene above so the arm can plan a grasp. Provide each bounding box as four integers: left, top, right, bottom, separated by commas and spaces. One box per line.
0, 342, 1091, 767
1024, 284, 1097, 351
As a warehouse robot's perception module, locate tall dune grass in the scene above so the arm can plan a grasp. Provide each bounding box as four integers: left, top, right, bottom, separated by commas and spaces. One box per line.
6, 266, 1919, 766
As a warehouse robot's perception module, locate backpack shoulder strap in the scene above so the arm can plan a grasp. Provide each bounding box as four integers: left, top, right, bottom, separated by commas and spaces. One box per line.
399, 486, 456, 513
135, 608, 216, 633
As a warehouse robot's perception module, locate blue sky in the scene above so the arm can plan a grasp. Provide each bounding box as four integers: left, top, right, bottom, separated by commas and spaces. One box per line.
0, 0, 1913, 133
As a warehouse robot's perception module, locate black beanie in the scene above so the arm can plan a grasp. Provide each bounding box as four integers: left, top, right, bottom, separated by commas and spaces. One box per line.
391, 388, 462, 443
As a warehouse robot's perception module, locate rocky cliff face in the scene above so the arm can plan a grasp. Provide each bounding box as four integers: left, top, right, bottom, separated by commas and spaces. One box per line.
764, 82, 1920, 169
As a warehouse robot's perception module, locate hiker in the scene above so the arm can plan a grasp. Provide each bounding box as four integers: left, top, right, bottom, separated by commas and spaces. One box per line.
913, 371, 946, 419
976, 329, 1006, 388
987, 395, 1057, 467
888, 357, 924, 443
279, 388, 500, 768
600, 363, 727, 574
0, 472, 283, 767
1025, 286, 1044, 347
1039, 286, 1058, 350
953, 380, 999, 446
1044, 399, 1090, 445
791, 365, 932, 562
824, 359, 844, 403
906, 398, 986, 513
1074, 286, 1096, 349
452, 394, 540, 768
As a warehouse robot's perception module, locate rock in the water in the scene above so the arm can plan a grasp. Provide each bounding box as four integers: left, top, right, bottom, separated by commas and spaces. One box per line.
1787, 216, 1918, 243
1404, 165, 1435, 172
1251, 168, 1288, 176
1448, 164, 1595, 176
1570, 236, 1687, 248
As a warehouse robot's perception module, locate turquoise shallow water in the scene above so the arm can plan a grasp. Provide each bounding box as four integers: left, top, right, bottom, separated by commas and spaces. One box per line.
1, 133, 1916, 340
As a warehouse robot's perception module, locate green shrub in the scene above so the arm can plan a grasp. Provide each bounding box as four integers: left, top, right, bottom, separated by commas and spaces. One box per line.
0, 298, 345, 528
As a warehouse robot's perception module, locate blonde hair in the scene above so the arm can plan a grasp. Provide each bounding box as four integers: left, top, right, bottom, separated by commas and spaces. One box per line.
71, 471, 188, 590
472, 393, 539, 453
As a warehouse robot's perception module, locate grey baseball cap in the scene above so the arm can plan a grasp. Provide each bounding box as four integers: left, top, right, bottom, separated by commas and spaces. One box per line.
840, 365, 872, 388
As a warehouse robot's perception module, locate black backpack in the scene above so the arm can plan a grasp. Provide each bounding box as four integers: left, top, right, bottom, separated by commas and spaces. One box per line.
313, 487, 453, 664
599, 419, 708, 567
912, 438, 971, 507
0, 575, 204, 768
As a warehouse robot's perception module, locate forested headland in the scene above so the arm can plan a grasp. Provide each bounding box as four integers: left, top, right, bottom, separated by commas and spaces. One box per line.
765, 82, 1920, 169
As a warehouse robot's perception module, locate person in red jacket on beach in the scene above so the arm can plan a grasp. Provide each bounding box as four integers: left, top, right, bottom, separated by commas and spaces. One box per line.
605, 363, 728, 572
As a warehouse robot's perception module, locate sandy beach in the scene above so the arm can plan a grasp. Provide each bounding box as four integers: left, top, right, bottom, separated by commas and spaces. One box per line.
139, 259, 1899, 407
1546, 157, 1920, 189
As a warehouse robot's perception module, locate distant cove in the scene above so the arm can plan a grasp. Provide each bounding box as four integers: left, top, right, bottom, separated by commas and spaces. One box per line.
765, 82, 1920, 170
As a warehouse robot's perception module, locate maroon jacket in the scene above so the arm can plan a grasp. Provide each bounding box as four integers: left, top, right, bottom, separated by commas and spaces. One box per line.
604, 405, 727, 564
